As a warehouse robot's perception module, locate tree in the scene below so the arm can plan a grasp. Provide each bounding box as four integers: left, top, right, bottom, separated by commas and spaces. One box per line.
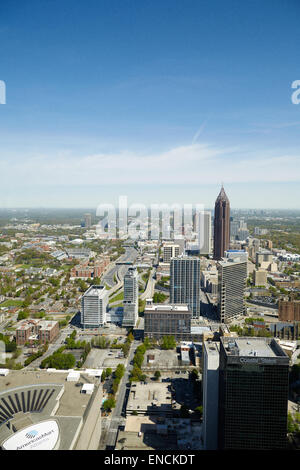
154, 370, 161, 381
103, 397, 116, 412
194, 406, 203, 417
127, 332, 134, 343
114, 364, 125, 380
160, 335, 176, 350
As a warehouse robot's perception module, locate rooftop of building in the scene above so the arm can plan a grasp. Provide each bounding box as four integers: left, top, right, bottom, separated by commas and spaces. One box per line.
36, 320, 58, 330
126, 382, 172, 414
84, 285, 106, 297
0, 369, 100, 450
204, 341, 220, 356
221, 337, 289, 359
144, 303, 191, 313
218, 257, 247, 267
215, 185, 230, 204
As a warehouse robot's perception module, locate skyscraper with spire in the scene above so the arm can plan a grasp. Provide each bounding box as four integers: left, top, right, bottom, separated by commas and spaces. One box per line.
213, 186, 230, 260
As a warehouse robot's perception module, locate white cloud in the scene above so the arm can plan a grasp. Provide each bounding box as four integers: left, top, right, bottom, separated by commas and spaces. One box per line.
0, 142, 299, 187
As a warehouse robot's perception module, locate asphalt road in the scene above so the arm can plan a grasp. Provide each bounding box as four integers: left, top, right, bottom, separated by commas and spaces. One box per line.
101, 340, 138, 449
140, 268, 156, 301
102, 247, 138, 287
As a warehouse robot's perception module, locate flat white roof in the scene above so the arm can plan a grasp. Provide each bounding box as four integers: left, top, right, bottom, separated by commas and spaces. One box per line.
81, 383, 95, 392
85, 368, 103, 377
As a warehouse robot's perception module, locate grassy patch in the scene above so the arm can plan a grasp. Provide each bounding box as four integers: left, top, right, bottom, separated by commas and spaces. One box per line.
109, 290, 124, 304
0, 299, 23, 307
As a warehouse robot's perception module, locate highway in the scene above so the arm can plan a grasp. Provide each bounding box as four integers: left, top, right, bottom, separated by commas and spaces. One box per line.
102, 247, 138, 287
140, 268, 156, 301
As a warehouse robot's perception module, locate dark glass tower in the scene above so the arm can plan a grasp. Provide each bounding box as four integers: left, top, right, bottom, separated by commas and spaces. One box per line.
213, 186, 230, 260
218, 337, 289, 450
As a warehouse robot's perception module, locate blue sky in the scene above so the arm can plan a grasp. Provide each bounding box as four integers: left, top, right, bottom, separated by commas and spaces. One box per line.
0, 0, 300, 209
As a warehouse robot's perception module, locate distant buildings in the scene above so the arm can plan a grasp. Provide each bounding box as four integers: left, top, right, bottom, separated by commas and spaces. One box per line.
213, 186, 230, 260
170, 256, 200, 318
217, 258, 247, 323
253, 268, 268, 287
122, 267, 139, 327
66, 248, 91, 260
81, 285, 108, 329
70, 256, 110, 279
144, 300, 192, 341
84, 213, 92, 229
230, 218, 249, 241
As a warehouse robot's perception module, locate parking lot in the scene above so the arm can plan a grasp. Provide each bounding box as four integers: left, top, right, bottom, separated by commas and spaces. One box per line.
84, 348, 127, 369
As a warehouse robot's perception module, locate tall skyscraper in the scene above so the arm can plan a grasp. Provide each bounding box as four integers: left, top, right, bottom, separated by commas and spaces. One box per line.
217, 258, 247, 323
81, 285, 108, 329
195, 211, 212, 255
170, 256, 200, 318
218, 337, 289, 449
122, 267, 139, 327
202, 341, 220, 450
84, 213, 92, 229
213, 186, 230, 260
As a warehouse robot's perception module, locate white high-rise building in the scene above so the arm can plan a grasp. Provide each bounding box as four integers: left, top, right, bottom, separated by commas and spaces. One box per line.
170, 256, 200, 318
202, 341, 220, 450
122, 267, 139, 327
195, 211, 212, 255
81, 285, 108, 329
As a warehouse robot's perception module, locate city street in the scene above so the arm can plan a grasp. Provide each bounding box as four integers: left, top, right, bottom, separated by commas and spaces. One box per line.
99, 340, 138, 449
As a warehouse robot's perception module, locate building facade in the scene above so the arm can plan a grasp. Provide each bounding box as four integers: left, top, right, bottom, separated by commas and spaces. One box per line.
162, 242, 180, 263
278, 300, 300, 322
144, 301, 192, 340
170, 256, 200, 318
81, 285, 108, 328
122, 267, 139, 327
16, 319, 59, 346
218, 337, 289, 450
213, 186, 230, 260
195, 211, 212, 255
202, 341, 220, 450
217, 258, 247, 323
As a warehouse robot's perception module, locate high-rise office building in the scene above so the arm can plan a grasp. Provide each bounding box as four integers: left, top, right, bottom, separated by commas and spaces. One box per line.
202, 341, 220, 450
84, 213, 92, 229
218, 337, 289, 449
213, 186, 230, 260
170, 256, 200, 318
217, 258, 247, 323
162, 242, 181, 263
81, 285, 108, 328
122, 267, 139, 327
195, 211, 212, 255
